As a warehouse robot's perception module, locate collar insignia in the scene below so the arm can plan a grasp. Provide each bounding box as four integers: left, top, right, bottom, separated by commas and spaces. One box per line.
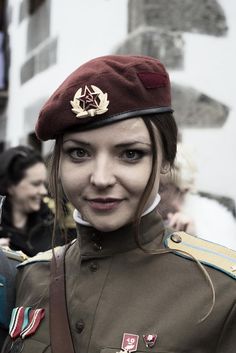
70, 85, 109, 118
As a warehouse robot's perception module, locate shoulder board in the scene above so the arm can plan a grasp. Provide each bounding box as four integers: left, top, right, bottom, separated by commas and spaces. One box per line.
17, 248, 54, 268
17, 240, 76, 268
165, 232, 236, 279
0, 246, 28, 262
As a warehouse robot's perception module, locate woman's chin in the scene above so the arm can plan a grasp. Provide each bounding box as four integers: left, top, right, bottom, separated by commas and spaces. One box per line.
81, 207, 134, 232
88, 217, 128, 233
28, 203, 41, 213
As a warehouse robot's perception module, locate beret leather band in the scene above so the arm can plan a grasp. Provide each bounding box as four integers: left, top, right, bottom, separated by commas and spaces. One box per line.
35, 55, 173, 141
63, 106, 173, 133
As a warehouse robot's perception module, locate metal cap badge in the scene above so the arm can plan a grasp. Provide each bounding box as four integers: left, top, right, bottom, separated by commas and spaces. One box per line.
70, 85, 109, 118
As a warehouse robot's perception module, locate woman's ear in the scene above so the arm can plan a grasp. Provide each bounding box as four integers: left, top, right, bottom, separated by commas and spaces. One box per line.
161, 162, 170, 175
7, 184, 15, 196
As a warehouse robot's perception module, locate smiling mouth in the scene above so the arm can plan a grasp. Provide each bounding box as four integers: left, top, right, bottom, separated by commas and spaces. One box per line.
87, 198, 123, 211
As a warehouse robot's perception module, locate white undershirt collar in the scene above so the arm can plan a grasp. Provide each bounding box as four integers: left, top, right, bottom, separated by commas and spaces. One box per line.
73, 193, 161, 226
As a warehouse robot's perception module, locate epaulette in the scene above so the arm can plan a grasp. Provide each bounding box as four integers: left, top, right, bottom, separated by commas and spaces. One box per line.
17, 240, 77, 268
0, 246, 28, 262
17, 248, 54, 268
165, 232, 236, 279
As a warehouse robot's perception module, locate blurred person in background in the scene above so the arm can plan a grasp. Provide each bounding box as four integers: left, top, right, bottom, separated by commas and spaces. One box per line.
158, 143, 236, 250
0, 196, 27, 350
0, 145, 64, 256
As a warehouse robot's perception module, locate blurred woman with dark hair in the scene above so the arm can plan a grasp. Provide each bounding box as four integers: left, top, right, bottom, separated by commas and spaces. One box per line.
0, 145, 63, 256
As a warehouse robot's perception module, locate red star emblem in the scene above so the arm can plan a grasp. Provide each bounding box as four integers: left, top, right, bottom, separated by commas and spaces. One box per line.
77, 85, 99, 110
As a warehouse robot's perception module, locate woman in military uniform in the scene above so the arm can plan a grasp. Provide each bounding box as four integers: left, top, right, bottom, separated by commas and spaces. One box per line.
2, 55, 235, 353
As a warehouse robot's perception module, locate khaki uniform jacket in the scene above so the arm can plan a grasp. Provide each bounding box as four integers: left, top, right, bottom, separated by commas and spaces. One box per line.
2, 210, 236, 353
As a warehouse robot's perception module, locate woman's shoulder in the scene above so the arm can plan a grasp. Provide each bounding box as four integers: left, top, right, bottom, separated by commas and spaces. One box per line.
0, 247, 27, 331
17, 240, 77, 271
0, 246, 28, 265
165, 231, 236, 281
17, 245, 66, 269
15, 246, 67, 302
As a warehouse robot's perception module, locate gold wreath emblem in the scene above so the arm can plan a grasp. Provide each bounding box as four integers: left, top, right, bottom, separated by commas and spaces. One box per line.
70, 85, 109, 118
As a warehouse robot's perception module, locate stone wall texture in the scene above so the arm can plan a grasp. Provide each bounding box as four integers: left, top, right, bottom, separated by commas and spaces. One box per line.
26, 0, 50, 52
172, 84, 229, 128
19, 0, 57, 84
115, 26, 184, 69
128, 0, 227, 36
115, 0, 229, 128
20, 37, 57, 84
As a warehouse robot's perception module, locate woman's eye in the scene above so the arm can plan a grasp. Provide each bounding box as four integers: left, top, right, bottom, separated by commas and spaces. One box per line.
69, 148, 89, 160
31, 181, 41, 187
122, 150, 144, 161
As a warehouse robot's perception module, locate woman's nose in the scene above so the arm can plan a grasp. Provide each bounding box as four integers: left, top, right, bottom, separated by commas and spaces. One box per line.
39, 183, 48, 196
90, 159, 116, 189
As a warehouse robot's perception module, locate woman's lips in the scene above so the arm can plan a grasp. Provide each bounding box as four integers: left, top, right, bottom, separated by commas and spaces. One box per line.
87, 198, 123, 211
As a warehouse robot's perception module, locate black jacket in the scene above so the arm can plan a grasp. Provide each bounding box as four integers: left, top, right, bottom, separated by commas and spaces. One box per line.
0, 201, 64, 257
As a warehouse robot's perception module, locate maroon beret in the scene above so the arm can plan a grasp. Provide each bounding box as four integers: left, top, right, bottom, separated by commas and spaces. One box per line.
35, 55, 173, 141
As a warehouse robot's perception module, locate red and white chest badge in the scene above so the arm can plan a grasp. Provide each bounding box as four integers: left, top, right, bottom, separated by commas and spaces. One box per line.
118, 333, 139, 352
142, 334, 158, 348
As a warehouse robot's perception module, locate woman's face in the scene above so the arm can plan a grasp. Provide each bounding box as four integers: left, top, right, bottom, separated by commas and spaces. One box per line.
60, 118, 163, 232
8, 162, 48, 214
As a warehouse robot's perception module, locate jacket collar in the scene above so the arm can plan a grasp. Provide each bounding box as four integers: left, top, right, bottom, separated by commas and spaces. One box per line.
76, 209, 165, 258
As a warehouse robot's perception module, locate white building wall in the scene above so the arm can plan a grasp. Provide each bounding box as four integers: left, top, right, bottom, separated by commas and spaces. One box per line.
6, 0, 236, 205
171, 0, 236, 205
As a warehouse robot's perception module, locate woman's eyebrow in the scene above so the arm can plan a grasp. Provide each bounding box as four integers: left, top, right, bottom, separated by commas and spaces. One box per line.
62, 139, 91, 147
62, 139, 152, 149
115, 141, 152, 148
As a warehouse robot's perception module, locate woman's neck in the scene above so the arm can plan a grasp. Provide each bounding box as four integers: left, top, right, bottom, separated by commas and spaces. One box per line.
12, 206, 27, 229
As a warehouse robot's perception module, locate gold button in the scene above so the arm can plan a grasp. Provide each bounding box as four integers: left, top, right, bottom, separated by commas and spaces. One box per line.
171, 233, 182, 243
